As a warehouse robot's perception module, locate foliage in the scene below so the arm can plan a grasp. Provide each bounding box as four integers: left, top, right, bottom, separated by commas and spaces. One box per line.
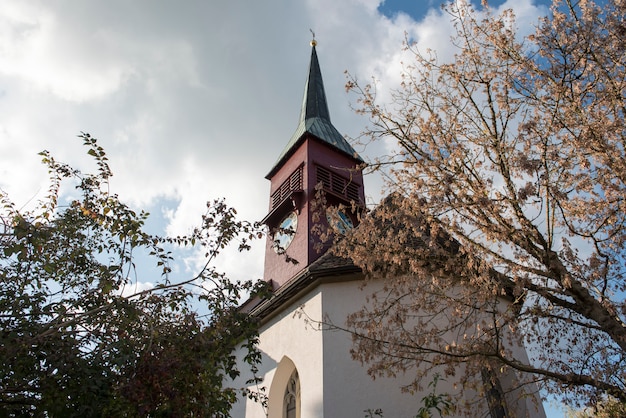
416, 374, 454, 418
360, 375, 454, 418
363, 408, 384, 418
566, 396, 626, 418
337, 0, 626, 411
0, 133, 268, 416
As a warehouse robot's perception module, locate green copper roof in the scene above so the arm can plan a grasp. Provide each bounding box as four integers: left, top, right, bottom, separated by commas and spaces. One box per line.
267, 44, 362, 178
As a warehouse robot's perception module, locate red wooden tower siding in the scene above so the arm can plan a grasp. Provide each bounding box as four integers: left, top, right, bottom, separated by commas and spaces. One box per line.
262, 41, 364, 289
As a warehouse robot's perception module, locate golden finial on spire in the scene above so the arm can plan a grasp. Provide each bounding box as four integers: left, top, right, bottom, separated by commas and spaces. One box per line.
310, 29, 317, 46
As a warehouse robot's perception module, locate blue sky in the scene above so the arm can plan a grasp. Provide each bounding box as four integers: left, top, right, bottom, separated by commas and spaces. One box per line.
378, 0, 551, 18
378, 0, 437, 17
0, 1, 566, 415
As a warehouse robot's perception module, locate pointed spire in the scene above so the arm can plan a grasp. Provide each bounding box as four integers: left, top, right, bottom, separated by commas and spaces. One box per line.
267, 39, 362, 178
299, 42, 331, 123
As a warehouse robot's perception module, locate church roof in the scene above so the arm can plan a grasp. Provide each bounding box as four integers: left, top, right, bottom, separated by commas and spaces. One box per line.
243, 251, 361, 323
246, 193, 522, 322
266, 43, 362, 179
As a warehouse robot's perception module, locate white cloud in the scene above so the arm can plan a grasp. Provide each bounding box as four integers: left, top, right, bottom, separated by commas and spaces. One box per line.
0, 3, 130, 102
0, 0, 548, 283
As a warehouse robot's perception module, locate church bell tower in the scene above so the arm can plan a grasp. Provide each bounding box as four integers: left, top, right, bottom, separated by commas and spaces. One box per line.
261, 40, 364, 289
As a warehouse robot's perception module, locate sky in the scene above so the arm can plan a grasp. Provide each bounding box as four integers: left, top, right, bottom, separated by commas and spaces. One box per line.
0, 0, 552, 278
0, 0, 567, 414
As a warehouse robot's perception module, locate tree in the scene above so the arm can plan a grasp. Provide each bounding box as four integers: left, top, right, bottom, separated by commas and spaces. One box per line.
335, 0, 626, 411
0, 133, 268, 416
566, 396, 626, 418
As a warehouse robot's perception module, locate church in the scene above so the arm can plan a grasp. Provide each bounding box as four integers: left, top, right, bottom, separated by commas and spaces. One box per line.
228, 40, 546, 418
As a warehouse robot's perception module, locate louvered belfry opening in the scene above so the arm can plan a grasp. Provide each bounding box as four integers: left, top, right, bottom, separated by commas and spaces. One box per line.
316, 165, 361, 204
271, 165, 304, 209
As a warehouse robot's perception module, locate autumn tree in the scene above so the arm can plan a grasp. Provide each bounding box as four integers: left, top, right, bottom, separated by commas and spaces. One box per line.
566, 396, 626, 418
0, 133, 268, 417
335, 0, 626, 411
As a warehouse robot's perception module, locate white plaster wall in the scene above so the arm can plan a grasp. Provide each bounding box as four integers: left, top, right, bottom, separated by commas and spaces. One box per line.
319, 279, 546, 418
230, 279, 432, 418
229, 277, 545, 418
229, 288, 325, 418
320, 279, 461, 418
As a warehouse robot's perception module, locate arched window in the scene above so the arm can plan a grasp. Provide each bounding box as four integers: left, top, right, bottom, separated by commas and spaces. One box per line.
283, 370, 300, 418
267, 357, 300, 418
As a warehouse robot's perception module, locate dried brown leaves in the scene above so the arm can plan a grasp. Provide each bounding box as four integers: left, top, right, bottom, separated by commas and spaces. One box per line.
341, 0, 626, 409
